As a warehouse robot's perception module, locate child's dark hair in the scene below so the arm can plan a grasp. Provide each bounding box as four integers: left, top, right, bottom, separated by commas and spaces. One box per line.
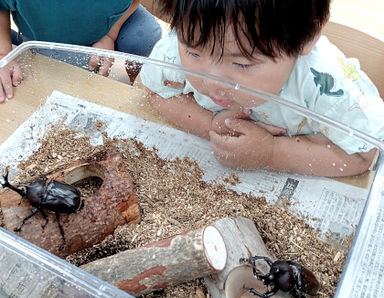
156, 0, 331, 59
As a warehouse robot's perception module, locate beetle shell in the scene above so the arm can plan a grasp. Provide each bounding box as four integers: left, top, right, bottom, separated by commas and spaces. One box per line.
23, 179, 46, 206
299, 264, 320, 295
272, 260, 295, 292
41, 180, 82, 213
240, 255, 320, 297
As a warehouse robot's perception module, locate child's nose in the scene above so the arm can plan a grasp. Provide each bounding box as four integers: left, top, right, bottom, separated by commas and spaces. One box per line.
203, 78, 230, 95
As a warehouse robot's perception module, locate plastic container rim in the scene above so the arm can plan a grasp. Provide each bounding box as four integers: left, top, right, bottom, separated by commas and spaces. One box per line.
0, 40, 382, 151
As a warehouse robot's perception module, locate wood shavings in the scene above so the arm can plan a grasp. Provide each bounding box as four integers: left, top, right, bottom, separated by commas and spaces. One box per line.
0, 125, 352, 297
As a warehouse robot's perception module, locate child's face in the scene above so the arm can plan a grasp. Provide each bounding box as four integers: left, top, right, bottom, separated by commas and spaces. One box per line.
178, 28, 297, 109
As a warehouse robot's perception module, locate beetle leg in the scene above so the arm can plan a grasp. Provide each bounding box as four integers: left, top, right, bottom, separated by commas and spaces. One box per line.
17, 197, 27, 206
240, 256, 273, 281
245, 287, 265, 297
246, 286, 278, 297
293, 289, 305, 298
39, 209, 49, 229
247, 256, 274, 267
55, 213, 66, 250
14, 207, 38, 232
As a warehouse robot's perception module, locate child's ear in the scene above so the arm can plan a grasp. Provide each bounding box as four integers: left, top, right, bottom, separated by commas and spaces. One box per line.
300, 19, 328, 56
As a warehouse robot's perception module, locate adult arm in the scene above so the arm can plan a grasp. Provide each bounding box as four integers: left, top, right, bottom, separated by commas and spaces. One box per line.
89, 0, 141, 76
0, 11, 12, 56
105, 0, 140, 42
0, 11, 22, 102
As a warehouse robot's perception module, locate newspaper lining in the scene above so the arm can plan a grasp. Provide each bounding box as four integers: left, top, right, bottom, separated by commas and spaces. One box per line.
0, 90, 382, 297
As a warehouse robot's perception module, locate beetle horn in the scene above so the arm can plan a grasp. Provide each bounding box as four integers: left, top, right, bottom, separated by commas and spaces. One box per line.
1, 171, 27, 197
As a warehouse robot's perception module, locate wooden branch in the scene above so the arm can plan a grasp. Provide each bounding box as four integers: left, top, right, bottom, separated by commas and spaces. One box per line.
81, 225, 226, 296
204, 217, 287, 298
0, 149, 141, 258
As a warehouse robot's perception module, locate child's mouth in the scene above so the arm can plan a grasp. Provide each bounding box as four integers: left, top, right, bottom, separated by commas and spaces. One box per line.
211, 98, 235, 107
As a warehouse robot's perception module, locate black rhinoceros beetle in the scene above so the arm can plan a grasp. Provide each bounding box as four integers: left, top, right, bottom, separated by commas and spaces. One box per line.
1, 170, 83, 249
240, 255, 320, 298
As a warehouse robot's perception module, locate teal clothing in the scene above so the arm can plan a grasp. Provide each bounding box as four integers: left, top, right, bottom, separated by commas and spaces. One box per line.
0, 0, 133, 45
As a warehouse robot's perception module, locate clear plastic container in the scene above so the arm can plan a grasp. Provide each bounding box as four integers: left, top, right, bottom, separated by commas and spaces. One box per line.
0, 227, 132, 297
0, 41, 383, 297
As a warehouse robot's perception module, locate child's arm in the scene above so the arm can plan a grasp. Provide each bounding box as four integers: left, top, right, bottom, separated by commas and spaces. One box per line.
0, 11, 23, 102
146, 89, 215, 139
89, 0, 140, 76
145, 89, 372, 177
210, 117, 376, 177
146, 89, 267, 138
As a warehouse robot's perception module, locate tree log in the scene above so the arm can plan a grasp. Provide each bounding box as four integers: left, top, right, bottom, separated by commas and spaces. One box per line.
0, 149, 141, 258
81, 225, 226, 296
205, 217, 288, 298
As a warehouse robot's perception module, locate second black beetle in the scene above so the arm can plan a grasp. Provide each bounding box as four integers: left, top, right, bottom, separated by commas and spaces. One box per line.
240, 255, 320, 298
1, 170, 84, 249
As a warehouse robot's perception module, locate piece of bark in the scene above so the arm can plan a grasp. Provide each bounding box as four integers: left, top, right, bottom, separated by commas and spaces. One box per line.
205, 217, 288, 298
0, 149, 141, 258
81, 225, 227, 296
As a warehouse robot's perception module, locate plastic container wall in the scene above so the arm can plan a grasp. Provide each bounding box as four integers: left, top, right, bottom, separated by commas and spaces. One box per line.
0, 41, 383, 297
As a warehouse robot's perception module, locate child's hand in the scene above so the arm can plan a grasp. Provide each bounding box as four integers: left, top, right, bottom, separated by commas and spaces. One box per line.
209, 118, 279, 170
211, 108, 251, 136
89, 36, 115, 77
0, 60, 23, 103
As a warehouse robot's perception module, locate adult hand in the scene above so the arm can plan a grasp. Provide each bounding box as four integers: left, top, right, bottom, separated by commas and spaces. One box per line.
0, 59, 23, 103
89, 35, 115, 77
209, 118, 283, 170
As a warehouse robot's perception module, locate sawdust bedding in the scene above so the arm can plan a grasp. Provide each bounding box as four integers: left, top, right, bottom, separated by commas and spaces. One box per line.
0, 126, 352, 297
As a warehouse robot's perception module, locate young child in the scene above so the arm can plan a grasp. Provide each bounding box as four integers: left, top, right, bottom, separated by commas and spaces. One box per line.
0, 0, 162, 101
140, 0, 384, 177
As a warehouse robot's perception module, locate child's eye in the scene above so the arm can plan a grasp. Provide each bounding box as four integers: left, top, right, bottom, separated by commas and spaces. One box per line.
233, 63, 254, 69
184, 49, 200, 58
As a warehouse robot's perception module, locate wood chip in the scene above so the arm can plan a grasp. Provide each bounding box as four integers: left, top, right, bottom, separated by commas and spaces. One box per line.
0, 125, 352, 297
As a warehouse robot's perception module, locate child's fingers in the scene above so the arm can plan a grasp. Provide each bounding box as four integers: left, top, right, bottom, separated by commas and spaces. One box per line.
11, 64, 23, 87
97, 58, 114, 77
0, 76, 13, 101
225, 118, 285, 136
0, 86, 5, 102
223, 107, 251, 120
209, 130, 237, 150
209, 130, 225, 144
209, 131, 227, 152
224, 118, 252, 135
88, 55, 101, 71
253, 121, 286, 135
209, 131, 238, 167
235, 108, 252, 118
